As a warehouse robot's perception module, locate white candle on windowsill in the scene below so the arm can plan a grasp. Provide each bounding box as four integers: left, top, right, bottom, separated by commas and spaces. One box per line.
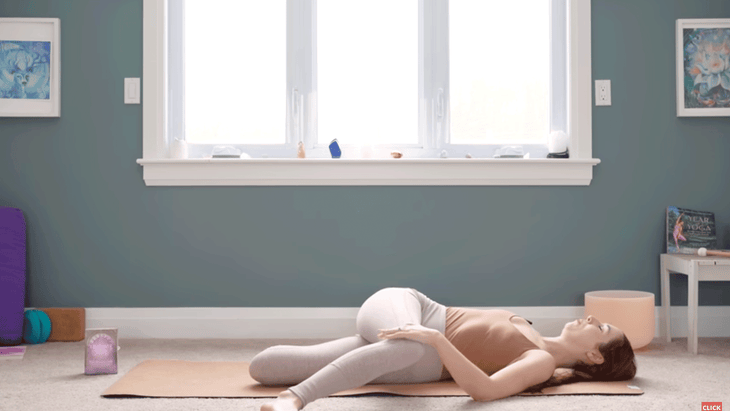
170, 139, 188, 159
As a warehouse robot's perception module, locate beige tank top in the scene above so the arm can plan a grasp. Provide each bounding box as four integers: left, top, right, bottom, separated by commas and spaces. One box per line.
440, 306, 539, 380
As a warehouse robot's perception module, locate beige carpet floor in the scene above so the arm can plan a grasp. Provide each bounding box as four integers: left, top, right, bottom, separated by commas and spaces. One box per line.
0, 336, 728, 411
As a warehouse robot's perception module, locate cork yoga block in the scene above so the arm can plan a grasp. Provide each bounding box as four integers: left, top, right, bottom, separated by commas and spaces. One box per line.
38, 308, 86, 342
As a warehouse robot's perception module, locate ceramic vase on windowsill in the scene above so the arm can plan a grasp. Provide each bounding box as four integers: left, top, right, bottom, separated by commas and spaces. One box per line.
170, 139, 188, 159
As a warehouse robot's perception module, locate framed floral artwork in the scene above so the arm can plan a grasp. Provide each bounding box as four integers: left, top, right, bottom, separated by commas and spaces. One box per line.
676, 19, 730, 117
0, 18, 61, 117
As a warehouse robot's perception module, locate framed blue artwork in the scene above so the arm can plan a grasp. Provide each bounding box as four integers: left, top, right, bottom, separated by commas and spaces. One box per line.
0, 18, 61, 117
676, 19, 730, 117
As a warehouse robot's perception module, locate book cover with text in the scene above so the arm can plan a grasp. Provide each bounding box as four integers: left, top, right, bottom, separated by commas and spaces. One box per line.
666, 206, 716, 254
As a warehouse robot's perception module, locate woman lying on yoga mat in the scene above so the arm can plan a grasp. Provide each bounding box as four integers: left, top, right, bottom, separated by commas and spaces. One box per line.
251, 287, 636, 411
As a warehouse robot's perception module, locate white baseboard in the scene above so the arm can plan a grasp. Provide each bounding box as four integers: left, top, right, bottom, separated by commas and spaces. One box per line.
41, 306, 728, 339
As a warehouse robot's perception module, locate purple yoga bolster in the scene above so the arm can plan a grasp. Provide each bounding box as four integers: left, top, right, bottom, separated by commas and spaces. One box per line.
0, 207, 27, 346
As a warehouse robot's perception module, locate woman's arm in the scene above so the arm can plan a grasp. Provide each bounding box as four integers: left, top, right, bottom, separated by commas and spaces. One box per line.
432, 334, 493, 400
378, 325, 554, 402
433, 335, 555, 402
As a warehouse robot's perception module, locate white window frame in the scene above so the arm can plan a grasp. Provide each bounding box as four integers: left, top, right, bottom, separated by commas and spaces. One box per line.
138, 0, 599, 186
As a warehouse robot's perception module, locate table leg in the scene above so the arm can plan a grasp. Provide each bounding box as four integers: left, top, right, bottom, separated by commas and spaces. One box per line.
660, 255, 671, 343
687, 265, 699, 355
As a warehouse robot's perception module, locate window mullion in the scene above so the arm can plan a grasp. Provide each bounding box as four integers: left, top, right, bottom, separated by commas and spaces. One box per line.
167, 0, 183, 147
286, 0, 298, 147
437, 0, 450, 150
418, 0, 427, 150
287, 0, 316, 149
422, 0, 449, 154
308, 0, 317, 150
551, 0, 568, 134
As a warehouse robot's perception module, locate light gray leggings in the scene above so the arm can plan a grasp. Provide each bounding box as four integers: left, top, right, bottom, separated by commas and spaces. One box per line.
249, 287, 447, 408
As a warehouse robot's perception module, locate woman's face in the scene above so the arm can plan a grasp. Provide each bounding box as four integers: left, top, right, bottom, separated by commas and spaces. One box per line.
562, 315, 624, 352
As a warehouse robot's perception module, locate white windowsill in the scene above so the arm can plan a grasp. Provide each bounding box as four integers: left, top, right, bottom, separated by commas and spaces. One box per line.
136, 157, 601, 186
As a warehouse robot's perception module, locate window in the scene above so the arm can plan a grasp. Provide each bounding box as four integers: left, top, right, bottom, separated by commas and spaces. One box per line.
318, 0, 418, 147
181, 1, 286, 146
139, 0, 599, 186
449, 1, 551, 146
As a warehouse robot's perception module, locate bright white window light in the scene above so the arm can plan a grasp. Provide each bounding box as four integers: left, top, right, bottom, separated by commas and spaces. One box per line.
184, 0, 286, 144
317, 0, 418, 146
449, 0, 550, 145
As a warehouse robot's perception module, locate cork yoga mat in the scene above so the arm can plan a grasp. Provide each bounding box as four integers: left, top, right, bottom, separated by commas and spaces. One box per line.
101, 360, 644, 398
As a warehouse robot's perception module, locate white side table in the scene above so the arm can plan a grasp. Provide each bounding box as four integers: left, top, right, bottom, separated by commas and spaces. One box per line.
660, 253, 730, 354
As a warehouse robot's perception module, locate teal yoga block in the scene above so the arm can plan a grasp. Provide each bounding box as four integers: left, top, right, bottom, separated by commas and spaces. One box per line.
23, 309, 51, 344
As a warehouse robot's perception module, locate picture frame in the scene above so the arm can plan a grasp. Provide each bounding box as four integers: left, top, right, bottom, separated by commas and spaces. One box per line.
0, 18, 61, 117
676, 19, 730, 117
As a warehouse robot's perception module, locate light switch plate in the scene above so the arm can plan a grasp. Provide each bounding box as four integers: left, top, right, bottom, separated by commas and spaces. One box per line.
124, 78, 140, 104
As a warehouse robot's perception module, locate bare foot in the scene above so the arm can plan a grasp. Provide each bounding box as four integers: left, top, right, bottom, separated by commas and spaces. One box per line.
261, 390, 304, 411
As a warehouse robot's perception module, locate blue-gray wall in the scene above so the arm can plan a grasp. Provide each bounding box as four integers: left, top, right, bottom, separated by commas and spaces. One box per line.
1, 0, 729, 308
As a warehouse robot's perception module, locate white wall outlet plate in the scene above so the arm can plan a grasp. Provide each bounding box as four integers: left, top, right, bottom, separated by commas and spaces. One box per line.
595, 79, 611, 106
124, 78, 140, 104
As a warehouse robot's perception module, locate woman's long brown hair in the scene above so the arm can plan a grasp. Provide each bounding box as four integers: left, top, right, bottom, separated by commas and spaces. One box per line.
524, 333, 637, 393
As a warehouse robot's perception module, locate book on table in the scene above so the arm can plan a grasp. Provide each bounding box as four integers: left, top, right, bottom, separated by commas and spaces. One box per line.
666, 206, 717, 254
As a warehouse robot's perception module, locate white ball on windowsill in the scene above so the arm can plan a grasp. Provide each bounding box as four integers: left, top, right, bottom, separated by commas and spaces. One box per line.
548, 131, 569, 153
